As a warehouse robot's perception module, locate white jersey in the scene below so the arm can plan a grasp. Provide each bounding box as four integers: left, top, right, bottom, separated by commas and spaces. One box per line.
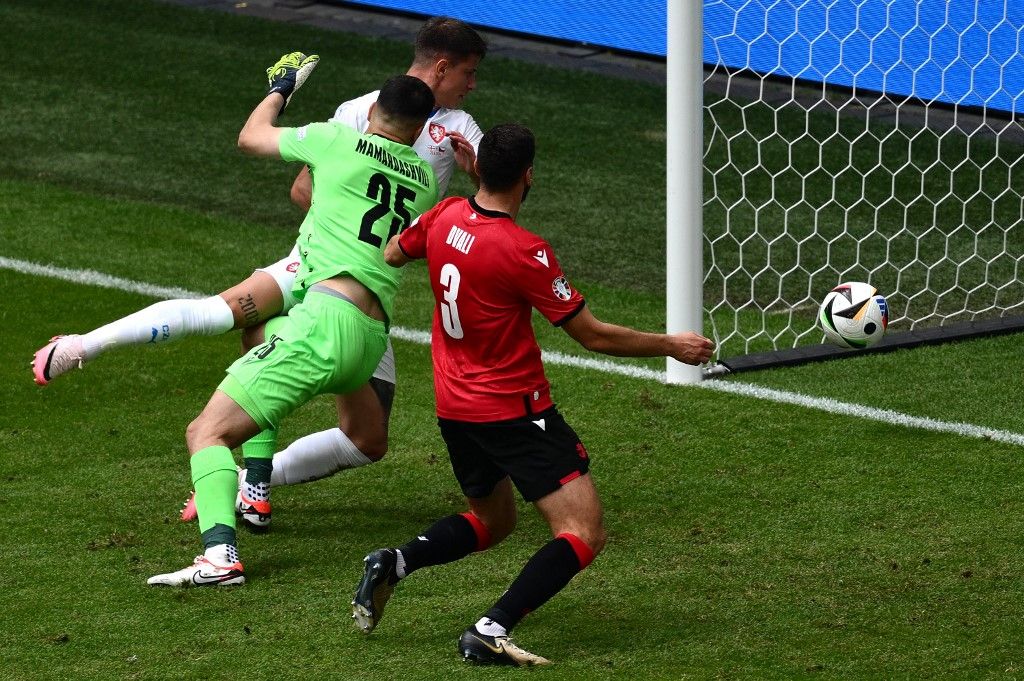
331, 90, 483, 198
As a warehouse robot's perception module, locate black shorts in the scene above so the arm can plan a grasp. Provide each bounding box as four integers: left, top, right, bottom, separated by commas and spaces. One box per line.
438, 406, 590, 502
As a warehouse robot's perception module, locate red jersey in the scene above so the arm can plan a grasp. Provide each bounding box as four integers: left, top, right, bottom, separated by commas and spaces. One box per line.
398, 196, 586, 422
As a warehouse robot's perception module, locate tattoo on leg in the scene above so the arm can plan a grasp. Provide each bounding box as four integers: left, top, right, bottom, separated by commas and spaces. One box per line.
238, 293, 260, 326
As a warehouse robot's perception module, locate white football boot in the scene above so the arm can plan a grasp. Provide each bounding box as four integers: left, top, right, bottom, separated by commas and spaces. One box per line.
147, 544, 245, 587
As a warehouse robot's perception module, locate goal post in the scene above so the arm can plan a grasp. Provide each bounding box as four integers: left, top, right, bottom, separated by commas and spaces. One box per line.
666, 0, 705, 384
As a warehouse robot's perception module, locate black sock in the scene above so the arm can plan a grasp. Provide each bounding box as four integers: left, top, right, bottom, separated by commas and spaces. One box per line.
201, 523, 236, 550
485, 536, 587, 631
397, 514, 479, 575
243, 456, 273, 486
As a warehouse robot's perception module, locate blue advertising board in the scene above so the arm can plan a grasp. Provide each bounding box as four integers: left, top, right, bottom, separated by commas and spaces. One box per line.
704, 0, 1023, 114
343, 0, 666, 55
341, 0, 1023, 114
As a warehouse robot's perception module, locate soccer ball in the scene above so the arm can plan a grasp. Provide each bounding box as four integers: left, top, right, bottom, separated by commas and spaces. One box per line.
818, 282, 889, 349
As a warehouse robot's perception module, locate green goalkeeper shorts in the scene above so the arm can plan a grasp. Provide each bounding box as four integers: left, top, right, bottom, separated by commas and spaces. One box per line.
219, 289, 387, 431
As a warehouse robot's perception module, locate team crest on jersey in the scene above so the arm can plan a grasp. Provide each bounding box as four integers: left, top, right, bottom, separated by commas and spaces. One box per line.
286, 261, 300, 273
429, 123, 446, 143
552, 276, 572, 301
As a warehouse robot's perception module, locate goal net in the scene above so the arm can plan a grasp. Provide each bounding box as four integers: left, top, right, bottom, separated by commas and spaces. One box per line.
700, 0, 1024, 371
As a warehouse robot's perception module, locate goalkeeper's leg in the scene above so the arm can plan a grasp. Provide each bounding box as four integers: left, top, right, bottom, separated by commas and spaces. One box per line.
225, 383, 388, 529
269, 339, 395, 485
181, 381, 391, 524
180, 325, 393, 525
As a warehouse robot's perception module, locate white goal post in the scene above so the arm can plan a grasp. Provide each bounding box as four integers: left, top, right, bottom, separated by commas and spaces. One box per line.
669, 0, 1024, 380
666, 0, 705, 384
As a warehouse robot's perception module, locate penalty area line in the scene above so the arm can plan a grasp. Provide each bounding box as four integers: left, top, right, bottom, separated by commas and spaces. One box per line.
5, 255, 1022, 448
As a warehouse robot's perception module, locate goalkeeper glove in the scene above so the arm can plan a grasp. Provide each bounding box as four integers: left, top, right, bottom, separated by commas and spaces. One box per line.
266, 52, 320, 111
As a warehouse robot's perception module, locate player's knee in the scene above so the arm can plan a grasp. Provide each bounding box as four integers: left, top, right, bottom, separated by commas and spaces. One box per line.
559, 522, 606, 558
355, 437, 388, 461
586, 524, 608, 556
340, 411, 390, 461
341, 421, 388, 460
185, 415, 209, 452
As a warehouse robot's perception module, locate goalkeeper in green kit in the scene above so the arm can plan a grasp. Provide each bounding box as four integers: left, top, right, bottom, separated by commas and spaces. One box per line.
148, 53, 438, 586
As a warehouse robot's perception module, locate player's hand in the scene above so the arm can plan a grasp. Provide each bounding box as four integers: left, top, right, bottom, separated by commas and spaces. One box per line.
447, 131, 477, 175
667, 332, 715, 365
266, 52, 320, 110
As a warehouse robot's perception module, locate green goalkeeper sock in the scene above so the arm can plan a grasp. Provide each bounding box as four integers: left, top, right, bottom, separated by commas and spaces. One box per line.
242, 427, 277, 461
191, 445, 238, 543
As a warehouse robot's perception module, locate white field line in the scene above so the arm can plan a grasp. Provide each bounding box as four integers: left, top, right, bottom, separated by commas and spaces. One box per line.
6, 255, 1023, 447
768, 301, 819, 315
1, 257, 202, 301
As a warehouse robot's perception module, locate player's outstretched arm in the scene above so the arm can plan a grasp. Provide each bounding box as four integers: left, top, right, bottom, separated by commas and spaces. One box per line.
562, 306, 715, 366
238, 52, 320, 158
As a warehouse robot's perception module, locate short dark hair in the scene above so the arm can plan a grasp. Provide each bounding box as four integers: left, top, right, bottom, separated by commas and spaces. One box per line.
376, 75, 435, 126
477, 123, 535, 191
414, 17, 487, 64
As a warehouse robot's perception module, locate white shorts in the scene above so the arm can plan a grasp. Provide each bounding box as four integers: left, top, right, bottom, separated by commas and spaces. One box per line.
373, 338, 397, 384
255, 245, 302, 313
256, 247, 398, 385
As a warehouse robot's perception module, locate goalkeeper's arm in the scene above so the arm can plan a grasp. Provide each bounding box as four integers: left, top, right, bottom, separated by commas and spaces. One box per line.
238, 52, 319, 158
238, 93, 288, 157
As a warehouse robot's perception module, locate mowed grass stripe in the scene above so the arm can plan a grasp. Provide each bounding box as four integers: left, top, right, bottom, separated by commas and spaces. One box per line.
7, 255, 1022, 448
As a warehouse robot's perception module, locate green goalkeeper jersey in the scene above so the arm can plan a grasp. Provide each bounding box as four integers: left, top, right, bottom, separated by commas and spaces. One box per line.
278, 122, 438, 323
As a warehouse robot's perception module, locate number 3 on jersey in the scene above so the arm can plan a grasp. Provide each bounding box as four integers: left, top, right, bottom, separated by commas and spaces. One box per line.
439, 263, 464, 339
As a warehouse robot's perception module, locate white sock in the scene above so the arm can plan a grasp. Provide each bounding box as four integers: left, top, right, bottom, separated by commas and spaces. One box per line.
80, 296, 234, 360
270, 428, 373, 486
243, 481, 270, 502
204, 543, 239, 566
395, 549, 408, 579
474, 617, 507, 638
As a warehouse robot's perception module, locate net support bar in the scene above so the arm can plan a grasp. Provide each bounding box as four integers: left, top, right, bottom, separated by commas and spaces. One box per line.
666, 0, 704, 384
711, 314, 1024, 375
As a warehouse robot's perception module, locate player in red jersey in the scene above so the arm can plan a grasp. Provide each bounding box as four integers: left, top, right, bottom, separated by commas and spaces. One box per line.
350, 123, 715, 666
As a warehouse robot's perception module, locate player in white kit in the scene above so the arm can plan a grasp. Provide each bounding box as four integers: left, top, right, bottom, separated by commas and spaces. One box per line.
32, 18, 487, 526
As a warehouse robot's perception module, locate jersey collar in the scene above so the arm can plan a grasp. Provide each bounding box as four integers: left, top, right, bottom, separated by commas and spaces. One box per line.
469, 196, 512, 220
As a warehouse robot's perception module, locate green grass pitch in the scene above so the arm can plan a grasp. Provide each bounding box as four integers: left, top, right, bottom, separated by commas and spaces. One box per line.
2, 1, 1024, 678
